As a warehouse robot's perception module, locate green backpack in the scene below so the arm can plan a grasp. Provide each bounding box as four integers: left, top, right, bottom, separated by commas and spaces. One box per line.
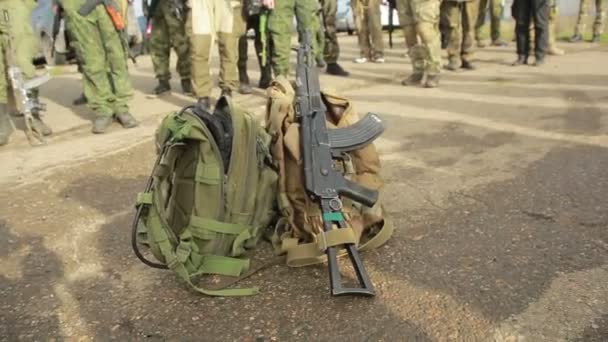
131, 96, 278, 296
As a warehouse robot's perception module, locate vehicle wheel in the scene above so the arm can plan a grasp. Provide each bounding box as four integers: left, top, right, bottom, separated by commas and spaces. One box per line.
40, 35, 56, 66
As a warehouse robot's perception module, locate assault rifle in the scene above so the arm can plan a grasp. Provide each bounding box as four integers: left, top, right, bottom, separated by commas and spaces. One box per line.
1, 10, 50, 145
78, 0, 137, 65
387, 0, 396, 48
295, 33, 385, 296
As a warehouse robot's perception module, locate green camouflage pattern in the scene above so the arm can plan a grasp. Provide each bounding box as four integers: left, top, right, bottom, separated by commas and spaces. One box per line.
62, 0, 133, 117
396, 0, 442, 75
320, 0, 340, 63
268, 0, 316, 76
150, 0, 191, 81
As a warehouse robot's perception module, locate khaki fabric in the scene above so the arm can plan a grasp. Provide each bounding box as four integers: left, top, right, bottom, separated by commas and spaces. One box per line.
352, 0, 385, 59
443, 0, 478, 63
396, 0, 442, 75
264, 77, 392, 267
574, 0, 605, 36
187, 0, 239, 97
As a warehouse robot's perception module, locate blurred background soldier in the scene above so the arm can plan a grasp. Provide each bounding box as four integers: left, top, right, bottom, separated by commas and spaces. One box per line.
146, 0, 192, 95
352, 0, 385, 64
319, 0, 349, 76
187, 0, 239, 111
312, 1, 326, 67
569, 0, 604, 42
0, 0, 52, 146
237, 0, 273, 94
474, 0, 506, 47
530, 0, 563, 55
511, 0, 549, 66
268, 0, 317, 77
442, 0, 478, 71
62, 0, 138, 134
396, 0, 442, 88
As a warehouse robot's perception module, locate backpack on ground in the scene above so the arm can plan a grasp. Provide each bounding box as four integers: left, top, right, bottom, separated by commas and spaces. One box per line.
264, 77, 394, 267
131, 96, 278, 296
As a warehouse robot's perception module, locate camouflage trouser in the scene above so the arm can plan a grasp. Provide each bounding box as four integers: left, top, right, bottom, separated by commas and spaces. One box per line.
443, 1, 478, 63
186, 0, 239, 97
311, 1, 325, 62
574, 0, 605, 36
352, 0, 384, 59
320, 0, 340, 63
150, 0, 191, 81
268, 0, 316, 76
62, 2, 133, 116
475, 0, 503, 42
396, 0, 442, 75
0, 0, 39, 104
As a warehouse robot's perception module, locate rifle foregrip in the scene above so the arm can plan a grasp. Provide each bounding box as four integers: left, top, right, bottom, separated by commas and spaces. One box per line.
329, 112, 384, 153
77, 0, 99, 16
338, 178, 378, 208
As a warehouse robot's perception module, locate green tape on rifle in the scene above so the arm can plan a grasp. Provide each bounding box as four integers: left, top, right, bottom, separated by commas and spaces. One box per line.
323, 212, 344, 222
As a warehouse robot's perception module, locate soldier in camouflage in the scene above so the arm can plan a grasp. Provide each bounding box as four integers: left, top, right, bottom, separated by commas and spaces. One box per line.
442, 0, 479, 71
474, 0, 507, 47
147, 0, 192, 95
352, 0, 385, 64
570, 0, 604, 43
62, 0, 138, 134
396, 0, 442, 88
319, 0, 349, 76
0, 0, 52, 145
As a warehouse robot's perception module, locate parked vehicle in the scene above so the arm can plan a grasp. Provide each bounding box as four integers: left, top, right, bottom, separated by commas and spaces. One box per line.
31, 0, 74, 66
336, 0, 400, 34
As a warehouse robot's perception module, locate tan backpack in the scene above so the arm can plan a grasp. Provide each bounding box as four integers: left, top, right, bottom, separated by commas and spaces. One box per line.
264, 77, 394, 267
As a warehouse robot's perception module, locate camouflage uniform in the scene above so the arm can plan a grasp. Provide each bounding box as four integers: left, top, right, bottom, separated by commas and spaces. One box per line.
352, 0, 385, 61
0, 0, 52, 145
320, 0, 349, 75
149, 0, 191, 92
268, 0, 316, 76
442, 0, 478, 69
311, 1, 325, 65
474, 0, 504, 46
186, 0, 239, 104
62, 0, 137, 133
396, 0, 442, 87
572, 0, 605, 40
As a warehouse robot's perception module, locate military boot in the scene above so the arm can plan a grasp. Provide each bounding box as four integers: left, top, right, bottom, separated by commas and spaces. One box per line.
569, 34, 582, 43
512, 55, 528, 66
181, 78, 193, 95
0, 103, 13, 146
259, 64, 272, 89
326, 63, 349, 76
31, 114, 52, 136
424, 74, 440, 88
154, 80, 171, 95
73, 93, 87, 106
116, 112, 138, 128
238, 67, 252, 94
444, 59, 459, 71
461, 60, 475, 70
548, 46, 565, 56
92, 115, 114, 134
591, 34, 601, 43
401, 73, 424, 86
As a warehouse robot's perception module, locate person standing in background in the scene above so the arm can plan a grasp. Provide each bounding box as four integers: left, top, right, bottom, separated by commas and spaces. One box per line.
569, 0, 604, 43
474, 0, 507, 47
442, 0, 478, 71
511, 0, 549, 66
396, 0, 442, 88
147, 0, 192, 96
352, 0, 385, 64
319, 0, 350, 76
187, 0, 240, 112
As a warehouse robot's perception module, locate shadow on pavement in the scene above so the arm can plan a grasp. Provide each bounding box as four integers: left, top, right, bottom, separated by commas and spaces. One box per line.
0, 219, 65, 340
